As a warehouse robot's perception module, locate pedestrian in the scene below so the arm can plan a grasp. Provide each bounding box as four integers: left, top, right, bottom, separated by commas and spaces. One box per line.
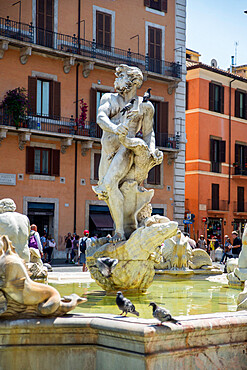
29, 224, 43, 258
210, 236, 218, 262
65, 232, 72, 263
197, 235, 207, 251
79, 230, 91, 272
46, 235, 56, 263
220, 235, 232, 264
72, 234, 80, 263
230, 231, 242, 257
40, 232, 47, 262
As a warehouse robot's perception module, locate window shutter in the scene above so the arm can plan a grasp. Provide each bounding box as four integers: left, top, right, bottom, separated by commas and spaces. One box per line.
96, 11, 103, 46
159, 101, 169, 134
104, 13, 111, 48
90, 88, 97, 123
51, 149, 60, 176
209, 82, 214, 111
220, 86, 224, 113
244, 146, 247, 173
212, 183, 219, 210
235, 143, 239, 164
94, 153, 101, 180
210, 138, 215, 162
53, 81, 61, 118
237, 187, 244, 212
49, 80, 54, 117
28, 76, 37, 115
161, 0, 167, 12
244, 93, 247, 119
144, 0, 151, 6
219, 140, 226, 163
147, 166, 155, 184
26, 146, 35, 174
235, 90, 240, 118
155, 164, 161, 184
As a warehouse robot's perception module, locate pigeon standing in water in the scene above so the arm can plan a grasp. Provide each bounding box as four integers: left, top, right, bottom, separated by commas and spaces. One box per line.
96, 257, 118, 277
149, 302, 181, 325
116, 291, 139, 317
120, 98, 135, 115
142, 88, 152, 103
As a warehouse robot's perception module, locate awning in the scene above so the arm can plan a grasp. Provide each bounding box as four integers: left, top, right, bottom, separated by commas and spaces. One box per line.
90, 213, 114, 230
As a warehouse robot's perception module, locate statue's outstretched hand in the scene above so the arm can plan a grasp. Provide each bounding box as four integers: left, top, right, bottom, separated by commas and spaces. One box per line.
115, 122, 129, 136
151, 149, 163, 165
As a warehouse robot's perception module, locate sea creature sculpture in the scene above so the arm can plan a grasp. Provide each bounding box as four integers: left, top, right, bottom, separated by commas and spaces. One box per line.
116, 291, 139, 316
0, 235, 86, 318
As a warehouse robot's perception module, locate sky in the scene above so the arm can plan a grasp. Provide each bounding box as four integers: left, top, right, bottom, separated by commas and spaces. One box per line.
186, 0, 247, 70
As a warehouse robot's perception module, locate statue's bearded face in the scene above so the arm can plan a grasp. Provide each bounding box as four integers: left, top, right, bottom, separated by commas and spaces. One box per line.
114, 70, 133, 94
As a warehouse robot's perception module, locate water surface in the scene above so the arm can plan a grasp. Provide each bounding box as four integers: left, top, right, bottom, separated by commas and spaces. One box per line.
51, 279, 239, 318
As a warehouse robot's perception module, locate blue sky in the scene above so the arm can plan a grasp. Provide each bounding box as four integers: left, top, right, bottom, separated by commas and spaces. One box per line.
186, 0, 247, 70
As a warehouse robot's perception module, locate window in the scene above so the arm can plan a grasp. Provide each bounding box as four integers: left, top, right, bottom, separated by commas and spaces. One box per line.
28, 76, 61, 118
148, 26, 161, 73
96, 11, 111, 50
209, 82, 224, 113
147, 164, 161, 185
151, 101, 170, 148
235, 143, 247, 176
144, 0, 167, 12
37, 0, 54, 47
26, 146, 60, 176
237, 187, 244, 212
94, 153, 101, 181
235, 90, 247, 119
211, 183, 219, 210
210, 138, 226, 173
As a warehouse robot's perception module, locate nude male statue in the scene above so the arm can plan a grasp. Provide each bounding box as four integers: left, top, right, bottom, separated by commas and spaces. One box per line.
93, 64, 162, 242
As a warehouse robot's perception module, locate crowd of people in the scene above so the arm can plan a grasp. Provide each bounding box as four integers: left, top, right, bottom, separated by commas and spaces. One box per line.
192, 231, 242, 263
28, 224, 57, 264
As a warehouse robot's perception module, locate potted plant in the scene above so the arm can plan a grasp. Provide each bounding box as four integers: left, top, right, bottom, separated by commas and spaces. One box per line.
1, 87, 29, 129
75, 98, 88, 134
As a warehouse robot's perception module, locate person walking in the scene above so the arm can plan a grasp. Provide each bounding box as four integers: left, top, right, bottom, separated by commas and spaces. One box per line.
29, 224, 43, 258
65, 232, 72, 263
230, 231, 242, 257
46, 235, 56, 264
79, 230, 91, 272
72, 234, 80, 264
220, 235, 232, 264
197, 235, 207, 251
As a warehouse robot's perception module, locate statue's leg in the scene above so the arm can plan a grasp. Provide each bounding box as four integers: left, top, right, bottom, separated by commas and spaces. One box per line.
103, 147, 133, 242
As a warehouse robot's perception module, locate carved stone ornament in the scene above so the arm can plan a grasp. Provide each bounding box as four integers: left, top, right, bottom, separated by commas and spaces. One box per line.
167, 82, 179, 95
0, 40, 9, 59
20, 46, 32, 65
81, 140, 93, 156
82, 61, 94, 78
61, 138, 73, 154
63, 57, 75, 74
0, 235, 87, 319
18, 132, 31, 150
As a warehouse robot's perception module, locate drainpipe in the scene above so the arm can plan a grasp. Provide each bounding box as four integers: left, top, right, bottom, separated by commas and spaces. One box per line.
228, 77, 236, 205
74, 0, 81, 234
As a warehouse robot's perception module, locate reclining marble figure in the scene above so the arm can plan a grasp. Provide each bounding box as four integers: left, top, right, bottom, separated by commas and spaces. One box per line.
0, 198, 30, 262
93, 64, 163, 241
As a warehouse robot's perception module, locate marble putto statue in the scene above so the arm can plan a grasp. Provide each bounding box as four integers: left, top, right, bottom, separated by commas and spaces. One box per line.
0, 198, 30, 262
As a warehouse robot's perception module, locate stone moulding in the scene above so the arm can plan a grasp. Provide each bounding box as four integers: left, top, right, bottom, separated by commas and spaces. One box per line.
0, 311, 247, 369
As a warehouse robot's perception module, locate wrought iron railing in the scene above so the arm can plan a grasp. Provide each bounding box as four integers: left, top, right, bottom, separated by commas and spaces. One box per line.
0, 16, 181, 78
233, 201, 247, 213
207, 199, 229, 212
234, 165, 247, 176
0, 109, 179, 148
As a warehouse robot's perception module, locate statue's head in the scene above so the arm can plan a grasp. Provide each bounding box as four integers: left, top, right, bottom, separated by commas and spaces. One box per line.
0, 199, 16, 214
114, 64, 143, 94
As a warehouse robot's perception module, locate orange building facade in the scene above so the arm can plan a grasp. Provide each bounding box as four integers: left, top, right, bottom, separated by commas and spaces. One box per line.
186, 50, 247, 242
0, 0, 186, 254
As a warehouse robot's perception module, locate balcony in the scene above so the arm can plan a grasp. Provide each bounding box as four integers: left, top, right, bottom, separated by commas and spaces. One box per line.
233, 165, 247, 177
207, 199, 229, 213
0, 109, 177, 150
0, 16, 181, 80
233, 201, 247, 214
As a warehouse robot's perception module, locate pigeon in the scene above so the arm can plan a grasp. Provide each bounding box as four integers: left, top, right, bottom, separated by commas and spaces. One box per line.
142, 88, 151, 103
96, 257, 118, 277
116, 291, 139, 317
120, 98, 135, 115
149, 302, 181, 325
